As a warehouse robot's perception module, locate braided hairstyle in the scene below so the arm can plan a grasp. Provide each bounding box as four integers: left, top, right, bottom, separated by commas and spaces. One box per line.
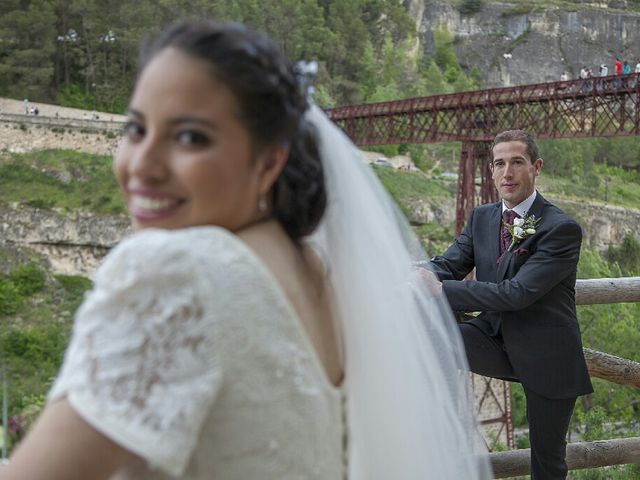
140, 20, 326, 240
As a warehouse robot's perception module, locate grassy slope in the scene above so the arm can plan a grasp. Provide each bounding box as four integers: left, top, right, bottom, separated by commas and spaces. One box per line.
0, 150, 125, 214
1, 243, 91, 424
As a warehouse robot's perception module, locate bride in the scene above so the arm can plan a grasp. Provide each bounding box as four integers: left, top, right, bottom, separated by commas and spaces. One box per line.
0, 20, 491, 479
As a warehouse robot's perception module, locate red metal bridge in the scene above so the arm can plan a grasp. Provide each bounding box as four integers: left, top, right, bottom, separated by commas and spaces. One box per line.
327, 73, 640, 235
327, 73, 640, 452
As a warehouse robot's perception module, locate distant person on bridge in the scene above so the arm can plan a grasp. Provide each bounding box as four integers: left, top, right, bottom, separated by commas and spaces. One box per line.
419, 130, 593, 480
579, 66, 588, 79
599, 64, 608, 76
579, 67, 593, 92
615, 57, 623, 75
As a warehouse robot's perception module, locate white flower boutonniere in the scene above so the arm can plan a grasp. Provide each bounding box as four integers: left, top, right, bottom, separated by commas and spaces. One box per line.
505, 212, 541, 252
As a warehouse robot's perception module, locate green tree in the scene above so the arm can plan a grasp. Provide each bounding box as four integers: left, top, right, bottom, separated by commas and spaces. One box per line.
0, 0, 56, 101
458, 0, 485, 15
607, 234, 640, 276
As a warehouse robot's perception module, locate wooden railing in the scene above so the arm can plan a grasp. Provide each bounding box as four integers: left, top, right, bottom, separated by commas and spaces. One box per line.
489, 277, 640, 478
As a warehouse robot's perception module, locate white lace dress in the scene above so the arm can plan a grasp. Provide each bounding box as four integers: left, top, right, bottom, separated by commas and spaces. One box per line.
48, 226, 344, 479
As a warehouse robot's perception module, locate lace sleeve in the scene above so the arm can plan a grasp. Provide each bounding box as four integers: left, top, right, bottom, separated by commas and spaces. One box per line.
48, 227, 243, 476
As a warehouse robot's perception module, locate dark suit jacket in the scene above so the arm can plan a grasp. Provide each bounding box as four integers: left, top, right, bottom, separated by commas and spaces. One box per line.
430, 192, 593, 399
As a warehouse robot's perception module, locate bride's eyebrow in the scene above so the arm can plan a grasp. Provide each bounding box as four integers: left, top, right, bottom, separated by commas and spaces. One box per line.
124, 108, 218, 131
167, 116, 218, 130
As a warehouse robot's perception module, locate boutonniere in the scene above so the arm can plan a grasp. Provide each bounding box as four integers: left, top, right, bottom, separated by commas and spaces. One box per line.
505, 212, 541, 252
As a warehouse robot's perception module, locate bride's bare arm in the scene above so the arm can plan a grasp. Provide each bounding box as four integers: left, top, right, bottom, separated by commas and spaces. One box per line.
0, 399, 136, 480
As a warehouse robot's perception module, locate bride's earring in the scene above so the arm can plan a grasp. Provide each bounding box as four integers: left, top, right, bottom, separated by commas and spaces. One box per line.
258, 195, 268, 213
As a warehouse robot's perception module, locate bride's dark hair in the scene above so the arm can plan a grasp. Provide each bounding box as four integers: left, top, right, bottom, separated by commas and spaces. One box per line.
140, 20, 326, 240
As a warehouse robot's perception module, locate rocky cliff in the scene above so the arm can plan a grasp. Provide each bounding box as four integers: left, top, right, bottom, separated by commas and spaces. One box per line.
2, 192, 637, 278
405, 0, 640, 87
0, 204, 130, 277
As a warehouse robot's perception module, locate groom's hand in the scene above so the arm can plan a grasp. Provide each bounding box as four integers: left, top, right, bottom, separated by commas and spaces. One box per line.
412, 265, 442, 295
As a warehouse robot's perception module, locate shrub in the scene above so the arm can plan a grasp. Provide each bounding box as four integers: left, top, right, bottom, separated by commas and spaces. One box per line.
458, 0, 484, 15
0, 277, 22, 315
10, 263, 45, 296
55, 274, 92, 302
25, 198, 54, 210
607, 234, 640, 275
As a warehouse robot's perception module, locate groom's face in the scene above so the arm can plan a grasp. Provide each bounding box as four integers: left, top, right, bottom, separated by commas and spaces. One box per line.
491, 140, 543, 209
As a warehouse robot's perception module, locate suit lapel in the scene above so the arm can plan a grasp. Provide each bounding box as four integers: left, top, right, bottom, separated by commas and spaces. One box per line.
490, 203, 502, 279
496, 191, 545, 281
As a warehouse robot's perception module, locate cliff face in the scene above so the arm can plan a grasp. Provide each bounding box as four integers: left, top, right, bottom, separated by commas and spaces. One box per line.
0, 204, 130, 277
406, 0, 640, 86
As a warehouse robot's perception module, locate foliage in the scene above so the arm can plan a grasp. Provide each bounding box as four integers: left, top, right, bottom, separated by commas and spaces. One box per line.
10, 263, 46, 297
0, 324, 68, 426
457, 0, 485, 15
373, 166, 455, 206
537, 159, 640, 210
54, 274, 93, 310
0, 245, 92, 453
0, 149, 125, 214
606, 234, 640, 276
0, 262, 45, 315
5, 394, 45, 451
0, 277, 21, 315
0, 0, 488, 112
0, 0, 418, 111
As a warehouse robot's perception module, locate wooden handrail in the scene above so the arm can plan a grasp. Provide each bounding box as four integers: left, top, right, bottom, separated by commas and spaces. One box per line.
490, 437, 640, 478
575, 277, 640, 305
584, 348, 640, 388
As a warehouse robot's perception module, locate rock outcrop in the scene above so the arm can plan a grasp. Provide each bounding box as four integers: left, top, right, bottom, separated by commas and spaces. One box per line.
405, 0, 640, 87
0, 204, 130, 277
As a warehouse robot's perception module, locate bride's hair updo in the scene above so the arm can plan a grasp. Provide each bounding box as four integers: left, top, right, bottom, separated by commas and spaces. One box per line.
140, 20, 326, 240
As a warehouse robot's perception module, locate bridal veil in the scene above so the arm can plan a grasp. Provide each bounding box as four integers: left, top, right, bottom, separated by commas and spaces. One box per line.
307, 106, 492, 479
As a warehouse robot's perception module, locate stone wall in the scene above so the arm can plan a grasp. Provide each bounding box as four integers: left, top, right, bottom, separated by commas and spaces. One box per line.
0, 97, 124, 156
0, 118, 120, 156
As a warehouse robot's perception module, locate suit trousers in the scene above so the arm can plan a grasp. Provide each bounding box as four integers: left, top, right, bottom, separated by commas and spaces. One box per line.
460, 322, 577, 480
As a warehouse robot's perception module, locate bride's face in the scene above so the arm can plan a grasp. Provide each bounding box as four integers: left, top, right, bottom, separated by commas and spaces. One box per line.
115, 47, 273, 232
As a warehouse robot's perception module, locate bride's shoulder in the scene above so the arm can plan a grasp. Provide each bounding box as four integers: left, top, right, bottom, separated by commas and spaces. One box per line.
97, 226, 258, 285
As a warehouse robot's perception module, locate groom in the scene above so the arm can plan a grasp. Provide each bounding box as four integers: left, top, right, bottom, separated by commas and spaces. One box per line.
426, 130, 593, 479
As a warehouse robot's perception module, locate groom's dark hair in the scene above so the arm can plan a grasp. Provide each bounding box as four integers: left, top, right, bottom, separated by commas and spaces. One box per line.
492, 130, 540, 164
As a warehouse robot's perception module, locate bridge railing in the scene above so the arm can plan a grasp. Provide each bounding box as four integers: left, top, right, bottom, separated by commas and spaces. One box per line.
489, 276, 640, 478
327, 73, 640, 119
